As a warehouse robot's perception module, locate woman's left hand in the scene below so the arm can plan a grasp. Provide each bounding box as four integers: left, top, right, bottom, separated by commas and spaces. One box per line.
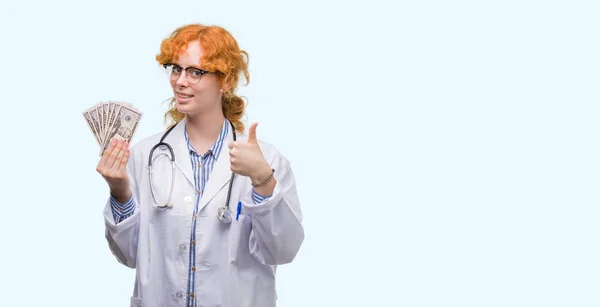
229, 122, 272, 182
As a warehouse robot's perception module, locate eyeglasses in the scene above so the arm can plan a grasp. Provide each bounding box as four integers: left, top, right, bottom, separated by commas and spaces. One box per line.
162, 63, 215, 85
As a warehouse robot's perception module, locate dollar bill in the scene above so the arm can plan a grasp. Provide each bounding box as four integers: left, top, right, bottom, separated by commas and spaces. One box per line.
82, 101, 143, 156
102, 103, 108, 138
96, 104, 104, 139
89, 108, 102, 143
104, 101, 117, 142
99, 102, 142, 156
82, 111, 101, 146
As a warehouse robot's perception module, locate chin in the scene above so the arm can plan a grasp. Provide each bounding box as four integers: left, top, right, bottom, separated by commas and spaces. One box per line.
176, 103, 193, 115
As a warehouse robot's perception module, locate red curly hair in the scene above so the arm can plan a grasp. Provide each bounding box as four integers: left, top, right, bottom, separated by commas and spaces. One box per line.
155, 24, 250, 133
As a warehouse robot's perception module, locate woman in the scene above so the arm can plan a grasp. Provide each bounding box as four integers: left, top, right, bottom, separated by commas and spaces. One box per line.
96, 24, 305, 307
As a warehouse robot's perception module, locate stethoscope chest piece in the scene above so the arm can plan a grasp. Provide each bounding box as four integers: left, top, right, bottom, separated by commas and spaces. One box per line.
217, 206, 232, 224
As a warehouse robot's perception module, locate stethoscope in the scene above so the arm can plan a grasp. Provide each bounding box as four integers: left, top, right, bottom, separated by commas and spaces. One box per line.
147, 121, 237, 224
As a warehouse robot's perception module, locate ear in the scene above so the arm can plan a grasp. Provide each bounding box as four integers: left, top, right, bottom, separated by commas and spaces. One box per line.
219, 78, 230, 93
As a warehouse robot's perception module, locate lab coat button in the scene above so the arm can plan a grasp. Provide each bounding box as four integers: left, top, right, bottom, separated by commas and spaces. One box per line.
184, 196, 193, 204
176, 292, 184, 299
179, 244, 186, 252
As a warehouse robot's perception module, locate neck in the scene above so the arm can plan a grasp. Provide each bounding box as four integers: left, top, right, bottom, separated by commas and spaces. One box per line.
184, 108, 226, 152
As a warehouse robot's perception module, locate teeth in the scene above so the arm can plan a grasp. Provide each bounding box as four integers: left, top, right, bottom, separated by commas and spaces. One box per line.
178, 93, 192, 98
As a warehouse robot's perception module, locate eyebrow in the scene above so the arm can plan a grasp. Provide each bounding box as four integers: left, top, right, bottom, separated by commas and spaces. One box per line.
171, 63, 203, 70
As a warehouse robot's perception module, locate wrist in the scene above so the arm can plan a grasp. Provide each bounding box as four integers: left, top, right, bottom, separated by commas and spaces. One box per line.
250, 164, 274, 186
252, 168, 276, 198
110, 185, 131, 203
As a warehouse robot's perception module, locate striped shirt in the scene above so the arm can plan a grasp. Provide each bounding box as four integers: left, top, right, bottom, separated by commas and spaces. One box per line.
109, 118, 271, 306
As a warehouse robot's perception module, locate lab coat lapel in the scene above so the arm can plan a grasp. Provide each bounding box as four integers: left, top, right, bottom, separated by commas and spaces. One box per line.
197, 134, 233, 211
164, 119, 195, 187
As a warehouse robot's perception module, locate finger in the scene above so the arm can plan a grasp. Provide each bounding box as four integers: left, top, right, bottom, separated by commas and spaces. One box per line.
116, 148, 131, 174
106, 140, 125, 170
110, 141, 128, 172
247, 122, 258, 144
99, 138, 119, 166
230, 161, 238, 173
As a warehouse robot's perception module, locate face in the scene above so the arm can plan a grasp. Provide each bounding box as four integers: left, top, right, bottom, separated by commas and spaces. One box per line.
169, 40, 222, 116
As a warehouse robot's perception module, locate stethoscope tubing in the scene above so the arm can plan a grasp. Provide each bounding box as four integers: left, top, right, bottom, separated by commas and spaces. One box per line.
147, 120, 237, 223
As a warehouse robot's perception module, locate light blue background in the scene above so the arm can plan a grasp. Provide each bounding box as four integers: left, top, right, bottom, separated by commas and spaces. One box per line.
0, 0, 598, 306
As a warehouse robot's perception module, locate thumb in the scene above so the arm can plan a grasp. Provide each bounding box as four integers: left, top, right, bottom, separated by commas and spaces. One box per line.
247, 122, 258, 144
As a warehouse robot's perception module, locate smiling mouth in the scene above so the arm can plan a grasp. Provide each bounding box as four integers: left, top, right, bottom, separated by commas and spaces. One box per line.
176, 92, 194, 99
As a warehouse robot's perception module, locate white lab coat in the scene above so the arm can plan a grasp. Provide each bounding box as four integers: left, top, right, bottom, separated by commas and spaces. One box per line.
103, 119, 305, 307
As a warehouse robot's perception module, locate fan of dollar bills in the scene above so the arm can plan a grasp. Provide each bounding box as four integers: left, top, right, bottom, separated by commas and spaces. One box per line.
82, 101, 143, 156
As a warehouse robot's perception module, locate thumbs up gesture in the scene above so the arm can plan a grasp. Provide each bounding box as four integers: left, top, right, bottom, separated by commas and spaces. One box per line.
228, 122, 272, 182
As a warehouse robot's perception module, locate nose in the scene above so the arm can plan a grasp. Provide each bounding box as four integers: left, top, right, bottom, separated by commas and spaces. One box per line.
175, 71, 188, 87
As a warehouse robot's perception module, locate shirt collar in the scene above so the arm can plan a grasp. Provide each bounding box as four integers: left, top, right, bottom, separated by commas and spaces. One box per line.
183, 118, 230, 159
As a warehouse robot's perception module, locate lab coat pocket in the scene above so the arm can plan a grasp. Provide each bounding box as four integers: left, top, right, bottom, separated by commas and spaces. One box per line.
229, 214, 253, 268
130, 296, 144, 307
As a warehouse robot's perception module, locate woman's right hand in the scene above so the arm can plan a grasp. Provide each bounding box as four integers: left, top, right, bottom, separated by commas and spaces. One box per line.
97, 138, 131, 203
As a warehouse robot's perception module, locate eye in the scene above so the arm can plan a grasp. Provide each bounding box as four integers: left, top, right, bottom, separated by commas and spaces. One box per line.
164, 64, 182, 73
190, 69, 204, 77
171, 65, 182, 73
